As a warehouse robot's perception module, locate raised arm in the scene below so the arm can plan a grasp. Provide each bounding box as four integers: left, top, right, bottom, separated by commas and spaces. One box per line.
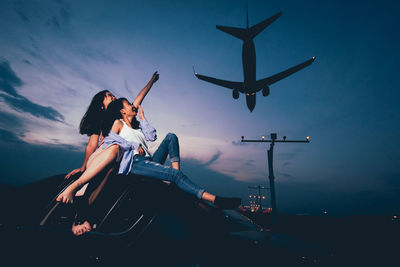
132, 71, 159, 108
65, 134, 99, 179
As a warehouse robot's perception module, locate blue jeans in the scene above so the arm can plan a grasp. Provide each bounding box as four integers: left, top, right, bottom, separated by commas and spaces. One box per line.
151, 133, 180, 164
131, 133, 205, 199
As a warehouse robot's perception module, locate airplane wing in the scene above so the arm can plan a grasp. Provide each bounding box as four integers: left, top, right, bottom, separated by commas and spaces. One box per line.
256, 57, 316, 88
195, 73, 244, 90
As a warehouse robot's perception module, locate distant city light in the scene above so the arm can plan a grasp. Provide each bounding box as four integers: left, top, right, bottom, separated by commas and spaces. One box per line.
306, 136, 310, 140
323, 210, 328, 215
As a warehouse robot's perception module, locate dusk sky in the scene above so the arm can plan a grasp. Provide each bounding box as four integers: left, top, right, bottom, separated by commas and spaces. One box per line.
0, 0, 399, 216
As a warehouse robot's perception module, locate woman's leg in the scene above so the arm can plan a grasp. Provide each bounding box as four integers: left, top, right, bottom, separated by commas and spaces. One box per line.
132, 157, 204, 199
88, 166, 115, 205
72, 166, 115, 236
57, 145, 120, 204
152, 133, 180, 170
132, 158, 241, 208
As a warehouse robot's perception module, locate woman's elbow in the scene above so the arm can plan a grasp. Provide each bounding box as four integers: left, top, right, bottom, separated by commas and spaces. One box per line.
148, 134, 157, 142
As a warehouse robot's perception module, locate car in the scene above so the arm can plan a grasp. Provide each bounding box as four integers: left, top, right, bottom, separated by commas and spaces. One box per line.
1, 172, 273, 266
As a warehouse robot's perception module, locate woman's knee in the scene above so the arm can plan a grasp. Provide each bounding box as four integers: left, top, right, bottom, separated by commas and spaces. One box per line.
166, 133, 178, 141
108, 144, 120, 156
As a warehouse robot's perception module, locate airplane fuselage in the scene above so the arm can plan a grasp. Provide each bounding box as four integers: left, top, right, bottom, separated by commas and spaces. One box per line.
242, 38, 257, 111
242, 38, 256, 90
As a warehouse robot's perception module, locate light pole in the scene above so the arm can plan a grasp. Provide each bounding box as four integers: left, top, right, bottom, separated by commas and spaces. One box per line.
242, 133, 310, 224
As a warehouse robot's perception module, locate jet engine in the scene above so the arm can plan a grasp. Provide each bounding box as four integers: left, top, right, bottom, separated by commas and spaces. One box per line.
262, 86, 270, 97
232, 89, 239, 99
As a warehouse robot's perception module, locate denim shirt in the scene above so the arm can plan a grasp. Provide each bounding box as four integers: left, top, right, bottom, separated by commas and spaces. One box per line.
103, 119, 157, 175
138, 119, 157, 142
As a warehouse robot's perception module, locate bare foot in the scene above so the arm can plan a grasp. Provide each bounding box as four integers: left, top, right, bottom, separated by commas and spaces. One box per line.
56, 186, 77, 204
72, 221, 92, 236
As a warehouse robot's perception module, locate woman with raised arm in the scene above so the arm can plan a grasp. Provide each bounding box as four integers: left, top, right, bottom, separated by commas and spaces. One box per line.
57, 98, 241, 215
65, 72, 159, 179
64, 72, 159, 235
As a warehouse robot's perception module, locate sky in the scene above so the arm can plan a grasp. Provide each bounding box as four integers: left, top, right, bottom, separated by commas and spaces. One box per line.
0, 0, 399, 216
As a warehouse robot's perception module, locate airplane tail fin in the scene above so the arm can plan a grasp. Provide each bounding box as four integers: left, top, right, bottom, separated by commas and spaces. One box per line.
247, 12, 281, 39
216, 25, 247, 40
216, 12, 281, 40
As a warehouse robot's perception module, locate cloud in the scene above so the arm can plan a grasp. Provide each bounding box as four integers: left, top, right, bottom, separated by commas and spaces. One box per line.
0, 140, 83, 186
1, 94, 64, 122
275, 152, 297, 161
0, 109, 24, 129
22, 59, 32, 65
78, 47, 119, 64
13, 2, 30, 23
0, 59, 64, 122
202, 150, 222, 167
12, 0, 71, 29
244, 159, 255, 166
0, 129, 25, 144
0, 59, 23, 96
46, 16, 60, 28
181, 157, 249, 199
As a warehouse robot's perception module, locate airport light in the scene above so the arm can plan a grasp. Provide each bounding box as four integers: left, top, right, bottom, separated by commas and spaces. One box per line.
248, 185, 269, 212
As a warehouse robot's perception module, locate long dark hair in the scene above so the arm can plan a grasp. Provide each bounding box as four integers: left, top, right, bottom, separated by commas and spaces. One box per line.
102, 98, 139, 137
79, 90, 108, 136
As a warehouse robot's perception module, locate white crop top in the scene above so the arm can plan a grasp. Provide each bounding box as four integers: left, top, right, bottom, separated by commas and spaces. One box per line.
119, 119, 151, 157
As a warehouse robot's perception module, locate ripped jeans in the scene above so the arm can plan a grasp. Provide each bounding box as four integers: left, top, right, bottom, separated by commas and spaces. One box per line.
151, 133, 180, 164
131, 133, 205, 199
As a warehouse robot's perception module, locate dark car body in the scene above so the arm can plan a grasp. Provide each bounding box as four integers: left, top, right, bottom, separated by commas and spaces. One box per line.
1, 173, 275, 266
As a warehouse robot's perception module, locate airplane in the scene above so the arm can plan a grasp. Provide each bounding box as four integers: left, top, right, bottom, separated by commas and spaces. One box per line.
194, 3, 316, 112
